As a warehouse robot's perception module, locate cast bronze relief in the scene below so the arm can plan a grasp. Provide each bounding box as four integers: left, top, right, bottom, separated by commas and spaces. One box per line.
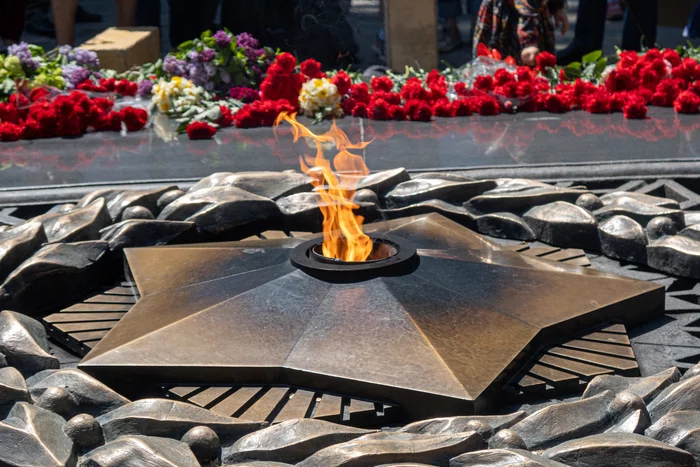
79, 213, 664, 417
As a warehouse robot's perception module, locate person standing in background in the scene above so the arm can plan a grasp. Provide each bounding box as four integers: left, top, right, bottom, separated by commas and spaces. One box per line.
473, 0, 569, 65
136, 0, 219, 50
0, 0, 28, 46
438, 0, 464, 52
52, 0, 138, 45
557, 0, 657, 65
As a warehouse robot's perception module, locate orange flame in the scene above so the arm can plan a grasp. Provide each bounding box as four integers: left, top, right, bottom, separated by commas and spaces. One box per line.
276, 112, 373, 262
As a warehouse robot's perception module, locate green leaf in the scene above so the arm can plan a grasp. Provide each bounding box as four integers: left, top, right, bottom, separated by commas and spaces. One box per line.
177, 40, 194, 51
563, 62, 581, 79
28, 44, 45, 57
595, 57, 608, 75
582, 50, 603, 64
203, 37, 215, 48
201, 29, 212, 39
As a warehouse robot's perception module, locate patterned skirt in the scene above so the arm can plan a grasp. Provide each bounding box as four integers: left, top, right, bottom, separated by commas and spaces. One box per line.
473, 0, 560, 62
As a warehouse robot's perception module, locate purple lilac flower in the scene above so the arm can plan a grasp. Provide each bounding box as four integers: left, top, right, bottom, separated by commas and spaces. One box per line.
187, 50, 200, 62
62, 64, 91, 89
213, 30, 231, 48
58, 45, 72, 56
136, 80, 153, 98
187, 63, 207, 86
204, 81, 215, 92
163, 56, 186, 76
203, 63, 216, 78
201, 48, 216, 63
8, 42, 39, 71
72, 49, 99, 69
235, 32, 260, 50
219, 69, 231, 84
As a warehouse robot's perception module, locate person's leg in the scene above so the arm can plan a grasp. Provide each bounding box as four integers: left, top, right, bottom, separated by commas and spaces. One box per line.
621, 0, 657, 50
115, 0, 138, 27
51, 0, 78, 45
556, 0, 607, 64
136, 0, 161, 27
167, 0, 217, 49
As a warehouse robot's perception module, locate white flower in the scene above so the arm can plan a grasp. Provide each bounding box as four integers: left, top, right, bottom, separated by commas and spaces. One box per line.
151, 77, 205, 114
299, 78, 343, 118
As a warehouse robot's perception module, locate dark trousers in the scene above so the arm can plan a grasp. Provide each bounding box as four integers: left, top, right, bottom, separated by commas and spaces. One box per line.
563, 0, 657, 61
136, 0, 218, 49
0, 0, 27, 42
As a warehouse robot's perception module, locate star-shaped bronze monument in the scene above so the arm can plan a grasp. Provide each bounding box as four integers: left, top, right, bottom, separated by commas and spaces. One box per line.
80, 214, 664, 417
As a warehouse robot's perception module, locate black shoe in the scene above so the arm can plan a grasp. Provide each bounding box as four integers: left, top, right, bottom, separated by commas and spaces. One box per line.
556, 42, 590, 66
24, 16, 56, 37
76, 5, 103, 23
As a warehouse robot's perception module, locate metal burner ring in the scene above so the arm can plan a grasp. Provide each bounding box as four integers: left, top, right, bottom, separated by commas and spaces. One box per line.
290, 234, 418, 280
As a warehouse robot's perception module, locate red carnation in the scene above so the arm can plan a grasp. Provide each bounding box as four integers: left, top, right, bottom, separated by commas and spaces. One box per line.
30, 88, 50, 102
340, 97, 357, 116
623, 99, 648, 119
643, 48, 662, 62
650, 92, 672, 107
99, 78, 117, 92
369, 99, 391, 120
389, 105, 407, 121
432, 99, 455, 117
536, 52, 557, 72
351, 102, 368, 118
606, 69, 635, 93
216, 105, 234, 127
0, 103, 19, 124
77, 81, 96, 92
400, 79, 428, 101
408, 100, 432, 121
349, 82, 370, 104
454, 99, 473, 116
618, 51, 639, 69
370, 91, 401, 106
494, 69, 515, 86
516, 66, 534, 82
21, 119, 42, 139
476, 96, 500, 116
371, 76, 394, 93
115, 79, 138, 97
186, 121, 217, 140
674, 90, 700, 114
544, 94, 571, 113
93, 111, 122, 132
516, 81, 536, 98
662, 49, 682, 67
300, 59, 323, 79
119, 107, 148, 132
494, 83, 518, 98
0, 122, 22, 142
473, 75, 494, 92
690, 81, 700, 97
27, 103, 58, 136
454, 82, 470, 97
331, 71, 352, 95
275, 53, 297, 73
586, 91, 611, 114
426, 69, 442, 86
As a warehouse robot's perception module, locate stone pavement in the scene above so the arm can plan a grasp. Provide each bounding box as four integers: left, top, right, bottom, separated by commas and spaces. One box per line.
20, 0, 700, 70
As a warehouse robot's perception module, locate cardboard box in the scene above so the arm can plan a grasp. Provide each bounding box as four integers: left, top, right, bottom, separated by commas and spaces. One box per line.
658, 0, 697, 28
79, 27, 160, 72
